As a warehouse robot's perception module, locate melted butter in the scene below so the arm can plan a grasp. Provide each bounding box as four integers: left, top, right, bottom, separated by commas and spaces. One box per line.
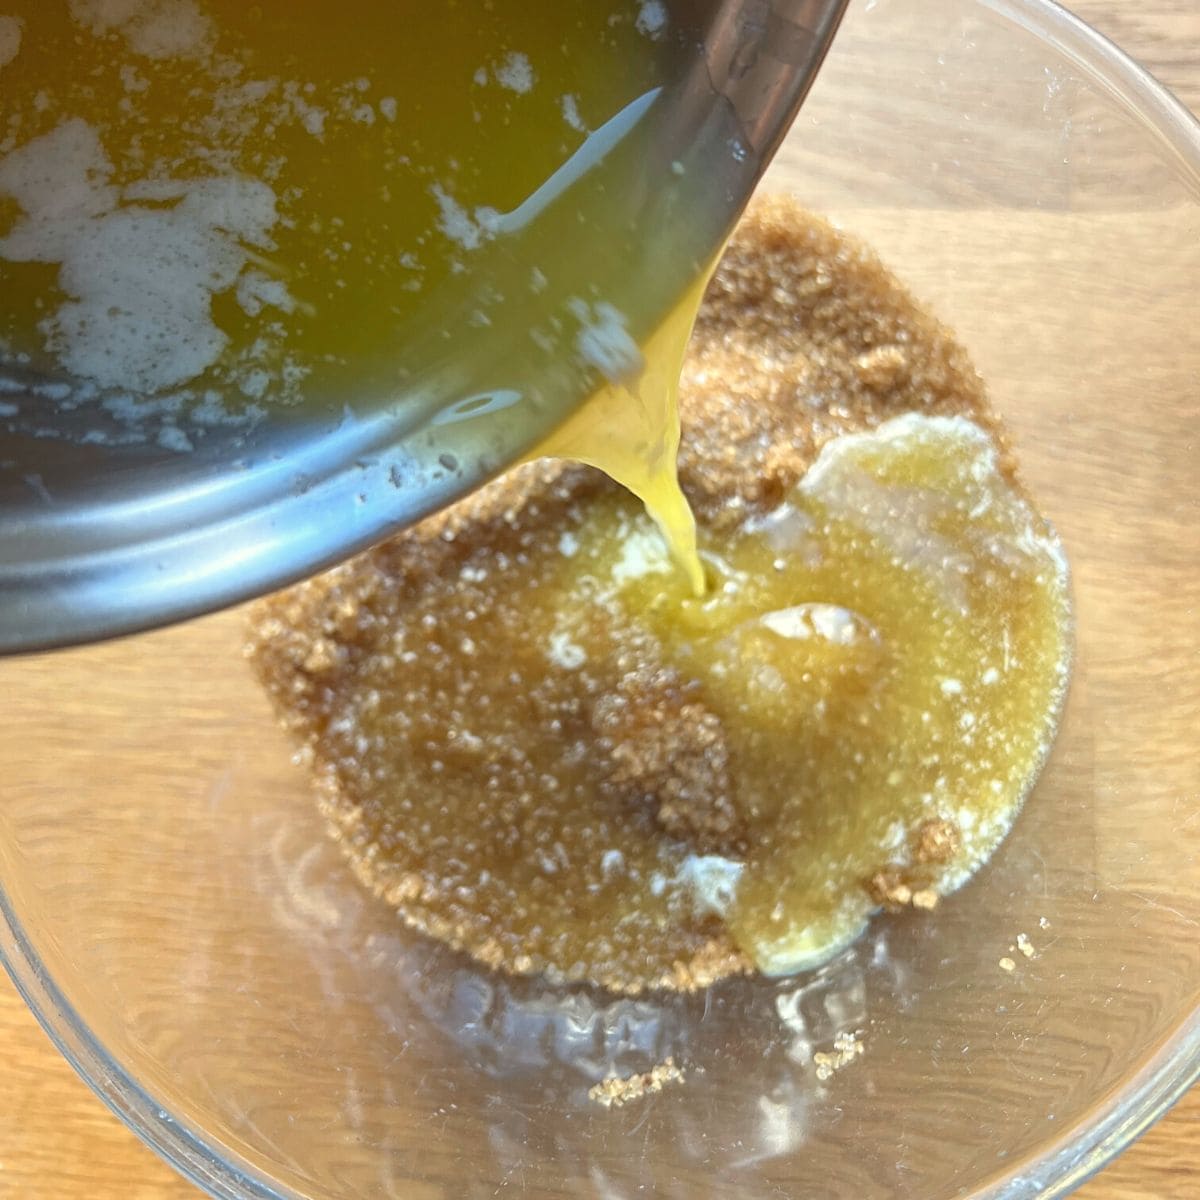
540, 280, 1072, 973
607, 413, 1070, 974
532, 268, 712, 596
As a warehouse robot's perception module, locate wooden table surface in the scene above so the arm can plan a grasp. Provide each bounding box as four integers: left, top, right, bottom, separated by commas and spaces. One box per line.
3, 2, 1200, 1197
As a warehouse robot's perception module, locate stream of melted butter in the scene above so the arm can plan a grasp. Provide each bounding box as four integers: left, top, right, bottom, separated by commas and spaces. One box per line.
532, 269, 712, 596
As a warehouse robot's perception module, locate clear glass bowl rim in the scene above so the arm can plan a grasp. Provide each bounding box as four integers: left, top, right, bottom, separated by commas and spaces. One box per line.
3, 1, 1199, 1196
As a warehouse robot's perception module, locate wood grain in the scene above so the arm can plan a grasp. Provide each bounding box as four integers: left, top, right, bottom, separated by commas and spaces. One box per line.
2, 2, 1199, 1198
1082, 3, 1200, 115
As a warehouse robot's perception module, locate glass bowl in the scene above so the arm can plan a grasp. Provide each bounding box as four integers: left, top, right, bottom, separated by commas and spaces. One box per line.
3, 0, 1199, 1197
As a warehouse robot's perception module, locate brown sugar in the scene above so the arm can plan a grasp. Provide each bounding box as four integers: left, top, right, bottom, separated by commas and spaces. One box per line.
248, 197, 1071, 994
588, 1058, 686, 1108
865, 868, 915, 911
813, 1032, 865, 1082
673, 195, 1013, 529
592, 665, 743, 855
914, 818, 961, 865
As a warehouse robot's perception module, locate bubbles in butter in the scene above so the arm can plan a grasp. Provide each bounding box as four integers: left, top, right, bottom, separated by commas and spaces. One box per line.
0, 15, 22, 69
68, 0, 215, 60
0, 119, 285, 393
